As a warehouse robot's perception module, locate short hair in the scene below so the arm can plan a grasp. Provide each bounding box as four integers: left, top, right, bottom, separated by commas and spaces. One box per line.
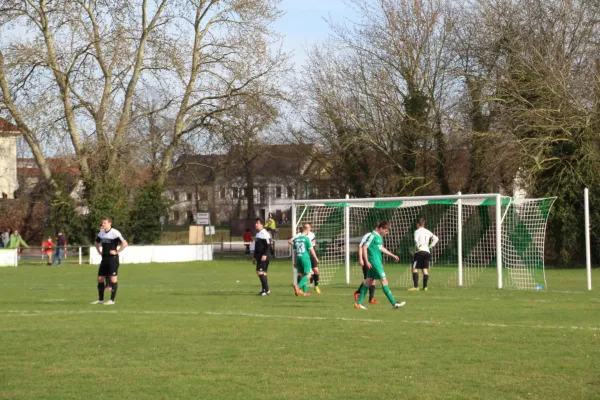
302, 222, 311, 229
417, 219, 425, 228
102, 216, 113, 223
301, 224, 310, 233
255, 218, 264, 225
377, 221, 390, 230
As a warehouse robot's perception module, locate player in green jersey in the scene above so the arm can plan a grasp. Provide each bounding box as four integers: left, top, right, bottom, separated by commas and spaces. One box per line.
354, 221, 406, 310
292, 224, 319, 296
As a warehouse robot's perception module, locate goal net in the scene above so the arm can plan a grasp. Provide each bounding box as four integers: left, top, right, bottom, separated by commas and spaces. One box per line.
291, 194, 555, 290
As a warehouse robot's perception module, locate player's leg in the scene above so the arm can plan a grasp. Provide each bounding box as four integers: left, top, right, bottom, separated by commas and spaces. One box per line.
356, 277, 374, 306
256, 260, 270, 295
380, 277, 405, 309
312, 262, 321, 294
92, 263, 107, 304
354, 265, 369, 301
105, 260, 119, 304
409, 254, 420, 291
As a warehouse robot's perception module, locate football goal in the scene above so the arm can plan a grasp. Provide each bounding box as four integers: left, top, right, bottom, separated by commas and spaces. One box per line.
291, 193, 555, 290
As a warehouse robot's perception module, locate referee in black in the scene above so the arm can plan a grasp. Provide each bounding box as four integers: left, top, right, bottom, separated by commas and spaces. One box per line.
91, 216, 128, 305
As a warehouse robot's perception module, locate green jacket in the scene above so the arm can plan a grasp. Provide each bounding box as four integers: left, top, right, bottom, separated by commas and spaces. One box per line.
7, 234, 28, 249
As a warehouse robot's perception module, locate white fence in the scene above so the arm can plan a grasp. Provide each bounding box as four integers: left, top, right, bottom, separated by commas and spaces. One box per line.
89, 245, 213, 264
0, 249, 18, 267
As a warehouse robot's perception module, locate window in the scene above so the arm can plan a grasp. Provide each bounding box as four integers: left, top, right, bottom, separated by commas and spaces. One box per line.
242, 187, 248, 197
174, 192, 180, 201
199, 191, 208, 201
287, 187, 293, 198
276, 186, 282, 198
187, 192, 192, 201
232, 187, 239, 199
259, 187, 266, 202
220, 187, 226, 199
174, 211, 180, 221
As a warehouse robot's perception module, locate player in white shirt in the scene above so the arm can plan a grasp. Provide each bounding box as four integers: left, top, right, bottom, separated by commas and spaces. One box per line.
353, 226, 380, 304
409, 219, 439, 291
289, 222, 321, 294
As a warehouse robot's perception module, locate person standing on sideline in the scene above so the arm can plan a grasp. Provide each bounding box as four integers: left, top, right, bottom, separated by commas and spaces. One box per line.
409, 219, 439, 292
252, 218, 271, 296
243, 228, 253, 255
8, 229, 28, 259
354, 225, 380, 304
0, 228, 7, 248
292, 224, 319, 296
354, 221, 405, 310
42, 237, 53, 265
265, 213, 277, 255
51, 231, 67, 266
91, 217, 128, 305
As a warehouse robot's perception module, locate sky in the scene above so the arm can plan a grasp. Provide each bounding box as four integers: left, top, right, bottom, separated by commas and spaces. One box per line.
272, 0, 359, 68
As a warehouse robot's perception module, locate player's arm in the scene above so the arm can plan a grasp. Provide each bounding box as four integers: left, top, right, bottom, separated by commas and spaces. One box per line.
95, 236, 102, 255
116, 237, 128, 254
430, 232, 439, 248
358, 244, 364, 266
381, 246, 399, 262
363, 246, 372, 269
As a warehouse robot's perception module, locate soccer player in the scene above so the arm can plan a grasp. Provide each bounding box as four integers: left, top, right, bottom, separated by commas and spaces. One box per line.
289, 222, 322, 294
292, 224, 319, 296
353, 226, 379, 304
91, 217, 128, 305
409, 219, 439, 291
253, 218, 271, 296
354, 221, 405, 310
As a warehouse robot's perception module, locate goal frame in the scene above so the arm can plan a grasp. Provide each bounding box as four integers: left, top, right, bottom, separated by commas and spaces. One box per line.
291, 193, 508, 288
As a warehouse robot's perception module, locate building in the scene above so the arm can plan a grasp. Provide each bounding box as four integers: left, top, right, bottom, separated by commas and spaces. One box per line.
166, 144, 329, 225
0, 118, 21, 199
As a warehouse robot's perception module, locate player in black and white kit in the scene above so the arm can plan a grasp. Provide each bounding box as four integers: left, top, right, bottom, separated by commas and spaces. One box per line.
409, 219, 438, 291
253, 218, 271, 296
91, 217, 128, 305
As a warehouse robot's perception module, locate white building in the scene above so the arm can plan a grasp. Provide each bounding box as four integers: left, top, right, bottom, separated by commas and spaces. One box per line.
0, 118, 21, 199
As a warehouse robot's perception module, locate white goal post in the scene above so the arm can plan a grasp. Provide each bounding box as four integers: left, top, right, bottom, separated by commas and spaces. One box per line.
291, 193, 555, 290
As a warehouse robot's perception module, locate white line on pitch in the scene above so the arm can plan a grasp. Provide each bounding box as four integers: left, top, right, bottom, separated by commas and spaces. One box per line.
1, 309, 599, 331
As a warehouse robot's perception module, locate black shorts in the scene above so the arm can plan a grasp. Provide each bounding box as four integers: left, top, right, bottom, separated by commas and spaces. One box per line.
98, 257, 119, 277
255, 259, 269, 273
413, 251, 431, 269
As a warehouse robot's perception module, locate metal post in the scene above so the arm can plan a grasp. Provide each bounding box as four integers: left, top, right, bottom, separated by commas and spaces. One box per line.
457, 192, 463, 287
344, 194, 350, 284
496, 194, 503, 289
292, 199, 297, 285
585, 188, 592, 291
78, 246, 82, 265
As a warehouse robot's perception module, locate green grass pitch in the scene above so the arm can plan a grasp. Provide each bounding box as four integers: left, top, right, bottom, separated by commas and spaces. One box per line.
1, 260, 599, 400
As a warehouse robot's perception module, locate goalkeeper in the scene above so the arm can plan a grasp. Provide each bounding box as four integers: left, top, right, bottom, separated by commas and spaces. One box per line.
409, 219, 439, 291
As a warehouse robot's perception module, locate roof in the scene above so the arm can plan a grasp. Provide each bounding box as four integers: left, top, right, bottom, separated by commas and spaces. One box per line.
169, 154, 227, 186
17, 158, 80, 177
0, 118, 21, 137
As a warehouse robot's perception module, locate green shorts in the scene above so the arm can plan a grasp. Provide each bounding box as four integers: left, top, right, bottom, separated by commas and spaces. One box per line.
366, 263, 387, 280
296, 258, 312, 275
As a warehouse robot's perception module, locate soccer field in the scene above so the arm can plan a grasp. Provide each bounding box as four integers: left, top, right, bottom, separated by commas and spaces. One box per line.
1, 260, 599, 400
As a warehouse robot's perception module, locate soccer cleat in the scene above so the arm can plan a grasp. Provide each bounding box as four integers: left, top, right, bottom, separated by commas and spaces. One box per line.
257, 291, 270, 296
354, 291, 360, 301
423, 287, 428, 292
315, 286, 321, 295
104, 300, 115, 305
368, 299, 380, 304
354, 303, 367, 310
303, 292, 311, 297
392, 301, 406, 309
90, 300, 104, 305
294, 285, 302, 296
408, 287, 419, 291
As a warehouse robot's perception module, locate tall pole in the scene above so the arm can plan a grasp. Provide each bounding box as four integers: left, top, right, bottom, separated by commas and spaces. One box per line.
496, 194, 503, 289
344, 194, 350, 285
585, 188, 592, 291
292, 198, 297, 286
457, 192, 463, 287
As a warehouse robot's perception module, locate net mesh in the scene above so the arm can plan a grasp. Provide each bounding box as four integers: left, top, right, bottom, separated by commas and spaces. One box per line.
293, 196, 555, 289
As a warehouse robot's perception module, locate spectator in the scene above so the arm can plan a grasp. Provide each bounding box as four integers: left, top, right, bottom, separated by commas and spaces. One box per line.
51, 231, 67, 266
0, 229, 8, 248
281, 214, 289, 225
243, 228, 253, 255
7, 229, 28, 259
42, 237, 53, 265
265, 213, 277, 256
